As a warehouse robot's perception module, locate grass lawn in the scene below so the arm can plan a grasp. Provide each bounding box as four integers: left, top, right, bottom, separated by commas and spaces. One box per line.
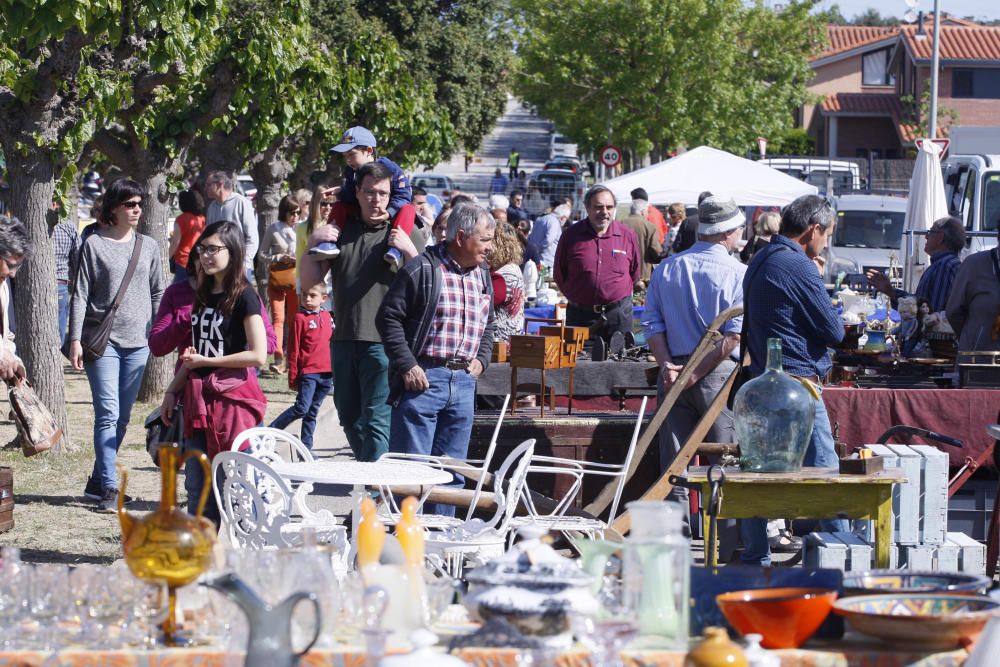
0, 366, 297, 564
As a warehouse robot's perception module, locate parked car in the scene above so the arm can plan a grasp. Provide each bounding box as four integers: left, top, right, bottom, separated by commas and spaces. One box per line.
544, 155, 583, 174
411, 173, 458, 202
237, 174, 257, 201
549, 133, 578, 160
825, 193, 908, 283
761, 157, 861, 195
529, 168, 586, 219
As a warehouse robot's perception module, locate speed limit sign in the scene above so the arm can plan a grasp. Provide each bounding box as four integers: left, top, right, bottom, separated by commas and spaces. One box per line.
600, 145, 622, 167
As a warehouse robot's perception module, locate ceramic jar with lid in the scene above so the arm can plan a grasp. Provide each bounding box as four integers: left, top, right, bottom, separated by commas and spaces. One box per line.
462, 525, 597, 648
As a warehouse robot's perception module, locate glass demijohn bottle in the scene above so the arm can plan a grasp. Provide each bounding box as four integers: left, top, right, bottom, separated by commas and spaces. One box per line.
733, 338, 816, 472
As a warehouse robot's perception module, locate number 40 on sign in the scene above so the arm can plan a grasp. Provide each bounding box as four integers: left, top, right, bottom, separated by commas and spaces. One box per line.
600, 145, 622, 168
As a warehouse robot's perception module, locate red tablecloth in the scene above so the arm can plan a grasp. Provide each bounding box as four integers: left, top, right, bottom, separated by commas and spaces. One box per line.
823, 388, 1000, 469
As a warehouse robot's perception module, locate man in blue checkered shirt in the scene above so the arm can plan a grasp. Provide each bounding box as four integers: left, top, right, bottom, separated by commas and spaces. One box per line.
741, 194, 847, 566
866, 215, 965, 313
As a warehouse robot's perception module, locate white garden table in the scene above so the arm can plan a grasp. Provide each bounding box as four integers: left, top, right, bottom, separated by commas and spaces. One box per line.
271, 460, 453, 557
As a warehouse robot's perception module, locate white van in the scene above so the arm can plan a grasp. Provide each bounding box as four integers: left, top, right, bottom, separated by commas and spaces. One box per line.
940, 154, 1000, 256
761, 157, 861, 195
825, 194, 908, 282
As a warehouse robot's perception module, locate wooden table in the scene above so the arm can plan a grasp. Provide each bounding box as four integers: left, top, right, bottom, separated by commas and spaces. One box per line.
688, 466, 907, 568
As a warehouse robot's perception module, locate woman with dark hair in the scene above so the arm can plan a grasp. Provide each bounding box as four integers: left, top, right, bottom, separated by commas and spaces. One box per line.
69, 178, 165, 512
168, 189, 206, 283
260, 194, 301, 373
159, 220, 267, 524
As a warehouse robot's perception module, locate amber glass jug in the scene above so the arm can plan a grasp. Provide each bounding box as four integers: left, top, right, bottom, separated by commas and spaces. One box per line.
117, 444, 217, 644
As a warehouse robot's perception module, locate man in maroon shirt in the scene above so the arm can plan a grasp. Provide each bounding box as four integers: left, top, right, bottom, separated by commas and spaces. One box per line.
554, 185, 641, 342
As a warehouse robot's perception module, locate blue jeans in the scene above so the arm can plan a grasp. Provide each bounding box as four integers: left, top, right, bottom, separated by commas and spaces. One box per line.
270, 373, 333, 448
84, 344, 149, 491
390, 366, 477, 517
57, 283, 70, 347
183, 431, 221, 525
740, 389, 849, 566
331, 341, 391, 462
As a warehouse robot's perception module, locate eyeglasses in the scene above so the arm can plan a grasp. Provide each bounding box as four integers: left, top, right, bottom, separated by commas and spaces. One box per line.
320, 201, 335, 208
289, 209, 301, 216
361, 189, 390, 201
120, 200, 142, 209
1, 256, 22, 272
198, 244, 228, 257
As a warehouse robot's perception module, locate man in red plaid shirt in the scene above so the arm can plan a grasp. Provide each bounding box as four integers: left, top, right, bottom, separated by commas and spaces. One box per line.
376, 203, 496, 517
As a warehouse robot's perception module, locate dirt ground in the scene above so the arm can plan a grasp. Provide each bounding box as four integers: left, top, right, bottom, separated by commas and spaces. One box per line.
0, 365, 297, 564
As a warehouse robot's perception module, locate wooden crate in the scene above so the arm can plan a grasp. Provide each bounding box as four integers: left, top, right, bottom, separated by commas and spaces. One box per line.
0, 466, 12, 533
491, 341, 509, 363
509, 334, 561, 370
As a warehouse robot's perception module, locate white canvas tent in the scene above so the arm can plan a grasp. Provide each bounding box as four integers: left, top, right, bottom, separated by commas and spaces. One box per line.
603, 145, 818, 207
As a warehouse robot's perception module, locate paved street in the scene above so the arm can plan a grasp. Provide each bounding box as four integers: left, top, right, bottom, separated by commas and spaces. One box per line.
428, 95, 554, 199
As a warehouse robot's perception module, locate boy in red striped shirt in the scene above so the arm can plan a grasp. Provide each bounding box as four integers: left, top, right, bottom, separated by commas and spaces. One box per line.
269, 283, 333, 449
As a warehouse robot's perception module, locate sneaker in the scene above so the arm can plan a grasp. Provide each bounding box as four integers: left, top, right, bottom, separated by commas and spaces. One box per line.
383, 247, 402, 268
83, 475, 102, 501
308, 242, 340, 258
97, 488, 119, 513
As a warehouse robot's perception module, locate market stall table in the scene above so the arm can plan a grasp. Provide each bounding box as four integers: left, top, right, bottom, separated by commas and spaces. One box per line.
688, 466, 906, 568
0, 642, 969, 666
823, 387, 1000, 469
271, 460, 453, 552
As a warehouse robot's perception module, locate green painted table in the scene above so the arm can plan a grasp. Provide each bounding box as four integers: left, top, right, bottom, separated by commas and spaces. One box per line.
689, 466, 907, 568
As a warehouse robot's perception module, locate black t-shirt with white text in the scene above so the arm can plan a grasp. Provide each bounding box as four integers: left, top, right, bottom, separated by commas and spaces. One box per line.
191, 286, 261, 376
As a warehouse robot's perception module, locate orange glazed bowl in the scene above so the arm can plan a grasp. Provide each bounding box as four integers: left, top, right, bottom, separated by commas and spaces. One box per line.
716, 587, 838, 648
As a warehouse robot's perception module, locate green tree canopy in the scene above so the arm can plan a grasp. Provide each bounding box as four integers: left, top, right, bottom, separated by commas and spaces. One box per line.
313, 0, 511, 157
514, 0, 824, 158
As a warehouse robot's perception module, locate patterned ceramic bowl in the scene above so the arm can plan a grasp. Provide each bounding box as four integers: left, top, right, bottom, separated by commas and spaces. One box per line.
843, 570, 991, 597
833, 593, 1000, 649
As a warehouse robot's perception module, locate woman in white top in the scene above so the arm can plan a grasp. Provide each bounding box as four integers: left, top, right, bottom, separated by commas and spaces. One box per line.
260, 194, 300, 373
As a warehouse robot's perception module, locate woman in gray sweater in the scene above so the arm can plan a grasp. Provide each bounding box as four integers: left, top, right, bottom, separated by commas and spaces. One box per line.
68, 179, 165, 512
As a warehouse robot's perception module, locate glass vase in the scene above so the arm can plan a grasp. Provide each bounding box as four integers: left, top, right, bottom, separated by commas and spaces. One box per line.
622, 501, 689, 650
733, 338, 815, 472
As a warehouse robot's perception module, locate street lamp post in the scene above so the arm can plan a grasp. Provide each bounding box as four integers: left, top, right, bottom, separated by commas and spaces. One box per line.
927, 0, 941, 139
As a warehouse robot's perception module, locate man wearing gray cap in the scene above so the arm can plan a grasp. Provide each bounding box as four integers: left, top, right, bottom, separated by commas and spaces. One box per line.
642, 193, 745, 539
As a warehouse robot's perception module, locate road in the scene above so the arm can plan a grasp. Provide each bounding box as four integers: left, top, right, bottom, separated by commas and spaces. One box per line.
427, 95, 554, 199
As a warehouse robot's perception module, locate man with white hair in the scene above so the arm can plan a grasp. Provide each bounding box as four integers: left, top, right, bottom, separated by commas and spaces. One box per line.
376, 202, 496, 516
642, 193, 745, 540
525, 203, 569, 269
622, 199, 663, 286
204, 171, 258, 278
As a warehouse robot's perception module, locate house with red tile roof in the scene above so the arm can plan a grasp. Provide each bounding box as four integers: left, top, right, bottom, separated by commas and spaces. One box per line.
803, 15, 1000, 158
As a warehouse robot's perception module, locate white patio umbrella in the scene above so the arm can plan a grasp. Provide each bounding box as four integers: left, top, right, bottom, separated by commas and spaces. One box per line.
902, 140, 948, 293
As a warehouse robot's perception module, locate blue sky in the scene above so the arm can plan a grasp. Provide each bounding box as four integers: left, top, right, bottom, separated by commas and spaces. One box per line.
811, 0, 1000, 22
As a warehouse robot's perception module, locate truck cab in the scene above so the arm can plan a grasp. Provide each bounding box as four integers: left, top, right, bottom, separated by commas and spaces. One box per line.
826, 193, 908, 284
941, 154, 1000, 256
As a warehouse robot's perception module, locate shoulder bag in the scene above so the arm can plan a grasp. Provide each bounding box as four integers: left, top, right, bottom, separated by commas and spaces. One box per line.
7, 375, 62, 456
63, 235, 144, 363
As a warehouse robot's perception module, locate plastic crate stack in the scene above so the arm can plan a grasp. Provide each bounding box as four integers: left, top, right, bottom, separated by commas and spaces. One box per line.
802, 444, 986, 574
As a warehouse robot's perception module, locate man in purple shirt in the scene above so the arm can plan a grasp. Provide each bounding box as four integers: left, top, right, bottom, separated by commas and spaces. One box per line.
554, 185, 640, 342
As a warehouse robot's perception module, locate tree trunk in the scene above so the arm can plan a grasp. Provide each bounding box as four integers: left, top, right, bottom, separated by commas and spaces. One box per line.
287, 134, 324, 191
136, 170, 176, 403
6, 155, 72, 452
249, 140, 293, 304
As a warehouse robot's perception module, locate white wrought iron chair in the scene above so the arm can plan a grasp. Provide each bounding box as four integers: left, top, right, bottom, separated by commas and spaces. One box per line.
423, 438, 536, 578
231, 427, 315, 464
375, 395, 510, 529
212, 451, 346, 555
509, 396, 648, 544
